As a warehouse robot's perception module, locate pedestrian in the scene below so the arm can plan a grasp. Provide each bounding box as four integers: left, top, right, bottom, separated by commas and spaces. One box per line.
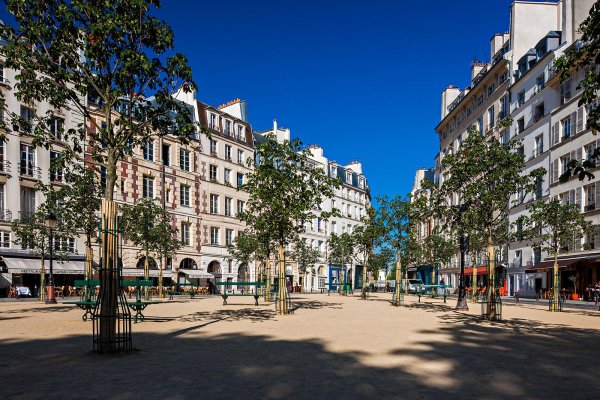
207, 279, 215, 295
515, 289, 520, 304
593, 282, 599, 306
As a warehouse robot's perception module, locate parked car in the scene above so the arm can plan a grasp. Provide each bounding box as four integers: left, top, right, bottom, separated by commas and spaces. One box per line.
408, 279, 424, 293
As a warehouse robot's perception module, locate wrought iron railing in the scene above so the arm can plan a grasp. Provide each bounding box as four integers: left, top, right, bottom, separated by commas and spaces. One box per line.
18, 163, 42, 179
0, 159, 11, 174
0, 209, 12, 222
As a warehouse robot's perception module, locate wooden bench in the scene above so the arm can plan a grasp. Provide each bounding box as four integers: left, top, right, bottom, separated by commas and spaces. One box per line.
215, 282, 265, 306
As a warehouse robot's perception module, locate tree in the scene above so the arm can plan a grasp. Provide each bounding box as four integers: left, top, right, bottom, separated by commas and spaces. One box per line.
121, 199, 181, 299
372, 247, 396, 283
291, 238, 321, 294
439, 127, 544, 319
327, 232, 354, 295
237, 134, 339, 314
1, 0, 199, 352
517, 199, 592, 310
352, 205, 385, 299
377, 194, 412, 306
11, 207, 70, 302
554, 1, 600, 181
227, 231, 259, 283
420, 231, 455, 286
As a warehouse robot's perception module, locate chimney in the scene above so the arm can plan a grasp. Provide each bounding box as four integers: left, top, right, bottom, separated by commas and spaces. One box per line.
471, 61, 487, 82
441, 85, 460, 120
273, 119, 278, 133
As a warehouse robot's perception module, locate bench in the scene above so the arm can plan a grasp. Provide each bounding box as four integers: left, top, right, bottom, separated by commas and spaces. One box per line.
416, 285, 451, 303
168, 283, 206, 300
122, 280, 157, 323
215, 282, 265, 306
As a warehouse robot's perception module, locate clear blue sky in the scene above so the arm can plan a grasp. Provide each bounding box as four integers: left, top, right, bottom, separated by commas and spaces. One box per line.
1, 0, 519, 199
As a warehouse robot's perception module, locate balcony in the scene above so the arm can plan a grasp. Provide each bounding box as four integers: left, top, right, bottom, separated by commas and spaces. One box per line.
585, 204, 596, 212
19, 163, 42, 179
0, 209, 12, 222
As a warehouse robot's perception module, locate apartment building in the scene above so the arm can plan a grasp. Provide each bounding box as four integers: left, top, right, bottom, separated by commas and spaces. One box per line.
257, 121, 371, 292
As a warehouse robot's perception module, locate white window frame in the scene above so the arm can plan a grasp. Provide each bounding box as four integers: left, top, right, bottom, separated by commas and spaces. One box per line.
210, 194, 219, 214
180, 185, 190, 207
211, 227, 220, 245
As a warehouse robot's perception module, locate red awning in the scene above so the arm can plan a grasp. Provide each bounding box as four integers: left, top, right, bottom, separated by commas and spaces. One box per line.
526, 259, 580, 272
463, 266, 488, 275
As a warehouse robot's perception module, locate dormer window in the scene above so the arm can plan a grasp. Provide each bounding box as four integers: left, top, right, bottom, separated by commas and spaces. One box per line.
237, 125, 243, 140
359, 178, 364, 189
209, 113, 217, 130
346, 171, 352, 183
225, 120, 232, 135
330, 165, 336, 177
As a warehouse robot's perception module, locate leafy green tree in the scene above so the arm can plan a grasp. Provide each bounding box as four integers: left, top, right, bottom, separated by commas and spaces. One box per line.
121, 199, 181, 299
237, 134, 339, 314
227, 231, 260, 285
327, 232, 354, 295
517, 199, 592, 310
377, 194, 412, 306
373, 247, 396, 283
438, 127, 544, 318
352, 205, 385, 299
291, 238, 321, 294
420, 231, 455, 285
1, 0, 199, 352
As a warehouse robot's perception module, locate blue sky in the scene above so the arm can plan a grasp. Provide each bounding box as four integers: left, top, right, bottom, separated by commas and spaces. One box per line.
1, 0, 519, 199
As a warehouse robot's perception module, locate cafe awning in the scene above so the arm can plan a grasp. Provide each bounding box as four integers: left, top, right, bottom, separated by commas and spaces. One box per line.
3, 257, 85, 275
526, 258, 580, 272
121, 268, 173, 278
179, 269, 214, 279
464, 266, 488, 275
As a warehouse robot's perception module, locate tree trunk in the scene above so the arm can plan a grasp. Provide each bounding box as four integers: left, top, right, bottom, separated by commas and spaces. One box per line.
394, 247, 402, 306
39, 257, 46, 303
552, 253, 559, 311
85, 245, 94, 301
277, 245, 289, 314
99, 199, 119, 353
158, 257, 164, 298
265, 259, 272, 301
472, 256, 478, 303
486, 242, 497, 320
144, 252, 149, 300
361, 253, 368, 300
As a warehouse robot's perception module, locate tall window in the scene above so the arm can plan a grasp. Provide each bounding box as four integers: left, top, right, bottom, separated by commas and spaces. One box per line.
517, 91, 525, 107
237, 200, 244, 215
560, 155, 571, 175
586, 143, 597, 161
225, 120, 232, 135
143, 141, 154, 161
237, 125, 244, 140
226, 229, 234, 245
224, 169, 231, 185
19, 143, 35, 176
210, 227, 220, 245
0, 231, 9, 248
237, 149, 244, 164
210, 194, 219, 214
210, 140, 217, 155
0, 139, 3, 171
586, 184, 596, 210
180, 149, 190, 171
50, 151, 63, 182
180, 185, 190, 207
143, 175, 154, 199
535, 135, 543, 157
210, 113, 217, 129
209, 165, 217, 181
20, 187, 35, 217
225, 144, 232, 160
20, 106, 34, 133
477, 117, 483, 134
162, 143, 170, 165
536, 74, 545, 91
50, 117, 64, 140
0, 184, 4, 219
181, 223, 190, 246
225, 197, 232, 216
237, 172, 244, 187
562, 116, 572, 139
488, 106, 495, 129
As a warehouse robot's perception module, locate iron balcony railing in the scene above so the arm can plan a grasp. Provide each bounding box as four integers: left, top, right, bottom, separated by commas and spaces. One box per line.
18, 211, 35, 222
0, 209, 12, 222
0, 159, 11, 174
19, 163, 42, 179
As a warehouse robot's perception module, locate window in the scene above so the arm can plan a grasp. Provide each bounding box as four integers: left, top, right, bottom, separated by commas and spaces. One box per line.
224, 168, 231, 185
516, 118, 525, 134
143, 175, 154, 199
535, 135, 543, 157
346, 171, 352, 183
210, 194, 219, 214
225, 144, 232, 160
535, 75, 545, 92
237, 200, 244, 215
143, 141, 154, 161
237, 125, 244, 140
585, 184, 595, 211
209, 113, 217, 130
487, 83, 495, 96
20, 186, 35, 217
225, 120, 232, 135
0, 63, 4, 83
209, 165, 217, 181
561, 79, 572, 104
561, 155, 571, 175
210, 227, 220, 245
181, 223, 190, 246
359, 178, 364, 189
55, 237, 76, 253
162, 143, 170, 165
20, 106, 34, 133
225, 197, 232, 216
237, 149, 244, 164
477, 117, 483, 134
317, 217, 322, 232
533, 103, 545, 122
237, 172, 244, 187
180, 149, 190, 171
226, 229, 234, 245
50, 151, 63, 182
0, 231, 9, 248
180, 185, 190, 207
535, 176, 543, 200
100, 166, 107, 191
331, 221, 337, 234
488, 106, 495, 129
49, 117, 64, 140
585, 143, 597, 161
210, 140, 217, 155
19, 143, 35, 177
562, 116, 572, 139
517, 91, 525, 107
0, 184, 4, 215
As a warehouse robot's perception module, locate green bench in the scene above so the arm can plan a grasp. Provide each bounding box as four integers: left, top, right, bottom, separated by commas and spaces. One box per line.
416, 285, 451, 303
215, 282, 265, 306
64, 279, 158, 323
168, 283, 203, 300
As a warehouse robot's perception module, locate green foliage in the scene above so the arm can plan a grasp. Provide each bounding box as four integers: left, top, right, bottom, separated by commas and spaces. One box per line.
421, 233, 454, 269
292, 238, 321, 274
227, 231, 259, 267
352, 204, 385, 263
11, 207, 71, 261
237, 134, 339, 249
0, 0, 199, 199
370, 247, 396, 278
120, 198, 180, 263
517, 199, 592, 257
377, 194, 411, 251
327, 232, 355, 265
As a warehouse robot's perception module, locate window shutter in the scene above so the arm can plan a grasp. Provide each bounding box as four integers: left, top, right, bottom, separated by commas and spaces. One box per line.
550, 123, 555, 146
596, 182, 600, 210
570, 189, 575, 206
554, 121, 560, 144
575, 187, 581, 209
576, 107, 584, 132
570, 150, 577, 163
571, 111, 577, 134
552, 160, 559, 183
577, 147, 582, 161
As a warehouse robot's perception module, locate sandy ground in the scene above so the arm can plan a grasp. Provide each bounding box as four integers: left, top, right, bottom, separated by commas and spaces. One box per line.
0, 293, 599, 400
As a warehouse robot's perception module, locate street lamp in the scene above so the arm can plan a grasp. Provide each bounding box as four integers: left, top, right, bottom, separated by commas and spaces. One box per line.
45, 213, 58, 304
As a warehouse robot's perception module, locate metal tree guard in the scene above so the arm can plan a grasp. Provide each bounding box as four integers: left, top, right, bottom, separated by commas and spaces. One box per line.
481, 249, 502, 321
92, 200, 132, 353
549, 269, 563, 311
456, 233, 469, 310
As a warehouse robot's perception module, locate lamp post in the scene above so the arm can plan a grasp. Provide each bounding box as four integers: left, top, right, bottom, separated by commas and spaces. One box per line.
45, 213, 58, 304
456, 204, 468, 310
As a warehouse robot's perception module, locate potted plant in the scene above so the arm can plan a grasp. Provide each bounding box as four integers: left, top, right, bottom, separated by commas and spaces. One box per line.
568, 275, 578, 300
